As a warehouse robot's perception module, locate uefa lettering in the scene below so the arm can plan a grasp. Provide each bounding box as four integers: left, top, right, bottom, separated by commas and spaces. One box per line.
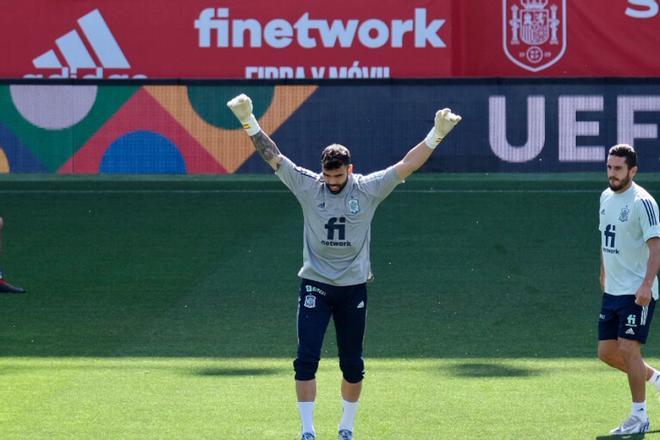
502, 0, 567, 73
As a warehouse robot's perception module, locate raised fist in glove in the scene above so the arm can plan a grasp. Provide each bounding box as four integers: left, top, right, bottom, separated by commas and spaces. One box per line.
424, 108, 462, 149
226, 93, 261, 136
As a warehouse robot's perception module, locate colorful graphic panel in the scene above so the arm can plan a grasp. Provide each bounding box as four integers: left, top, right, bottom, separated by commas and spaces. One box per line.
0, 81, 659, 174
0, 85, 139, 171
0, 84, 316, 174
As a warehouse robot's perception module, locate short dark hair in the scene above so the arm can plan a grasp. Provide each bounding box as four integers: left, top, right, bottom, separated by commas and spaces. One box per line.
321, 144, 351, 170
609, 144, 637, 169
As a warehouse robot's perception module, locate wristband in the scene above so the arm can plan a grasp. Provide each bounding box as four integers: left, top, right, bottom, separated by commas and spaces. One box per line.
424, 127, 442, 150
241, 114, 261, 136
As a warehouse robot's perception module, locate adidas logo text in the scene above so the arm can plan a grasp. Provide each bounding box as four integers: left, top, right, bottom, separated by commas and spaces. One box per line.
24, 9, 146, 79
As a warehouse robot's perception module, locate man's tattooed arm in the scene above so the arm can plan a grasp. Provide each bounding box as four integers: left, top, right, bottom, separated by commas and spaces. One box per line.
250, 131, 283, 170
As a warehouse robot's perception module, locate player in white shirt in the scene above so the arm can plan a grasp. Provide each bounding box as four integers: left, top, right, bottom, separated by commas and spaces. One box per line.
597, 144, 660, 435
227, 93, 461, 440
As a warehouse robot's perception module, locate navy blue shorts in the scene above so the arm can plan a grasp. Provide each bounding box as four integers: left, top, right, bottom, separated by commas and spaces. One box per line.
294, 278, 367, 382
598, 293, 656, 343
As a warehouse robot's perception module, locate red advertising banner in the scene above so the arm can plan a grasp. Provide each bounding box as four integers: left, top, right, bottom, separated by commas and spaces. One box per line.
1, 0, 659, 79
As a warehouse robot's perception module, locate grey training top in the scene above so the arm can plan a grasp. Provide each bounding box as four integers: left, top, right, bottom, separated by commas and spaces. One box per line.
275, 155, 403, 286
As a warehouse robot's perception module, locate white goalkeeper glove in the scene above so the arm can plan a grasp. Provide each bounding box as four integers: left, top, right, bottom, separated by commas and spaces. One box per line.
226, 93, 261, 136
424, 108, 462, 149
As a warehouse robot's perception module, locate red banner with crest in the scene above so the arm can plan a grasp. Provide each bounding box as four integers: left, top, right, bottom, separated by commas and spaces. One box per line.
0, 0, 659, 79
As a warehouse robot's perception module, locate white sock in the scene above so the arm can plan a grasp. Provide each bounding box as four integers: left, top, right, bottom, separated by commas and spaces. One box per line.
648, 369, 660, 388
298, 401, 315, 435
339, 399, 359, 432
632, 401, 647, 419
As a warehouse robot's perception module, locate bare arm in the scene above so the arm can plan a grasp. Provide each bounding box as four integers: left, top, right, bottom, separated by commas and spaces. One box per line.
393, 141, 434, 180
227, 93, 283, 171
393, 108, 461, 181
635, 237, 660, 305
250, 131, 283, 171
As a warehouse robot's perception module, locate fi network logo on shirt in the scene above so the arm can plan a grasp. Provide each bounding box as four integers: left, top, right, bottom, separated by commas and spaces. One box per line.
322, 217, 352, 247
24, 9, 146, 79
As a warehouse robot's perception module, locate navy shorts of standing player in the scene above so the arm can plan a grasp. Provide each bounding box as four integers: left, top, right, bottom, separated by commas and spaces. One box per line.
228, 93, 461, 440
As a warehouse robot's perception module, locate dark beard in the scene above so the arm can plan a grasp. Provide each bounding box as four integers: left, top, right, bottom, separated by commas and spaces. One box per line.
609, 174, 631, 192
325, 181, 347, 194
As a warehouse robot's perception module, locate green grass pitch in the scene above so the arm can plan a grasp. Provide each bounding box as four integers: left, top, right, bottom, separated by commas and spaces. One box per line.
2, 173, 660, 439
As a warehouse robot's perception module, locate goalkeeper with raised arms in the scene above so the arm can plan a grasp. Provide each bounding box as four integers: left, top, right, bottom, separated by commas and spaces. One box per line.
227, 93, 461, 440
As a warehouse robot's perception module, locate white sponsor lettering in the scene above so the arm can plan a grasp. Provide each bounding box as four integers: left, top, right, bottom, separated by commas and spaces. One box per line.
245, 62, 390, 79
195, 8, 446, 49
312, 15, 358, 48
626, 0, 659, 18
264, 19, 294, 48
23, 67, 147, 80
245, 66, 306, 79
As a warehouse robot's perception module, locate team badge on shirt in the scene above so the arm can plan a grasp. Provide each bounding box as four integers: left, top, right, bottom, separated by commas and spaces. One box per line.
619, 205, 630, 222
348, 199, 360, 214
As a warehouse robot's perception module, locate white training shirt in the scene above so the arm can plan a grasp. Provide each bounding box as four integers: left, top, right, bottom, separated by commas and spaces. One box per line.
599, 182, 660, 299
275, 155, 403, 286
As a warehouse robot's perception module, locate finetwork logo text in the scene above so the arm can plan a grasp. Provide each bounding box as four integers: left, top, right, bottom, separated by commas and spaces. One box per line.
195, 8, 447, 49
24, 9, 146, 79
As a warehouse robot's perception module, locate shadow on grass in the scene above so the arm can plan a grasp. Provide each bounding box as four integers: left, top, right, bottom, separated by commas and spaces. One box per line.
0, 363, 286, 378
447, 362, 542, 378
192, 367, 284, 377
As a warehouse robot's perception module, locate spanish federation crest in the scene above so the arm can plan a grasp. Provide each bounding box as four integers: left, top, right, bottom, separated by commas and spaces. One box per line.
303, 294, 316, 308
348, 199, 360, 214
503, 0, 566, 72
619, 205, 630, 223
